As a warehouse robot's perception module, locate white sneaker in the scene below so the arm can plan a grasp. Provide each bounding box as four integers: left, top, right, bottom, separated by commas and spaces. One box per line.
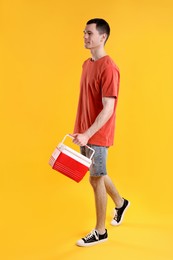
76, 229, 108, 247
111, 198, 130, 226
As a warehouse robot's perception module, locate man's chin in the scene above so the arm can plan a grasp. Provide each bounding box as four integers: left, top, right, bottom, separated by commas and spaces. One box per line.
84, 44, 91, 49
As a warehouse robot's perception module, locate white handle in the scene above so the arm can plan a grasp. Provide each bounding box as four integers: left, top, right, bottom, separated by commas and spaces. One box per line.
61, 134, 95, 160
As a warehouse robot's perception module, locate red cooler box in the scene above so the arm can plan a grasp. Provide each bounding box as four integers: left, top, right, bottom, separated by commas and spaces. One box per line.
49, 135, 95, 182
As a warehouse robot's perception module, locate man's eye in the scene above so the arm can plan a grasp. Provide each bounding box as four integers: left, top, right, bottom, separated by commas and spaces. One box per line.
83, 31, 92, 36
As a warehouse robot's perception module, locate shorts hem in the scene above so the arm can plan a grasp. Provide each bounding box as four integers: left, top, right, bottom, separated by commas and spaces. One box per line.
90, 172, 107, 177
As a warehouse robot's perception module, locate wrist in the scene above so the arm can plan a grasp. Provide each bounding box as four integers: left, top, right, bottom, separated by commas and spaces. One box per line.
84, 130, 92, 139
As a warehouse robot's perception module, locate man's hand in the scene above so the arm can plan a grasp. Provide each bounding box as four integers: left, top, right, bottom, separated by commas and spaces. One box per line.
72, 133, 89, 146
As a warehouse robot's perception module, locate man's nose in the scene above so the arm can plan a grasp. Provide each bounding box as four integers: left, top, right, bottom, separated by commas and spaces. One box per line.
84, 33, 88, 39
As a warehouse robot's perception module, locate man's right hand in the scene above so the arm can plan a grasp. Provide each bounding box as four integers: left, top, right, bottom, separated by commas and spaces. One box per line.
71, 133, 89, 146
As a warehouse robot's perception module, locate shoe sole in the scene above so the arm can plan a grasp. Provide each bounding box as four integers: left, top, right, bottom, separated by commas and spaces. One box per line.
76, 238, 108, 247
111, 201, 130, 226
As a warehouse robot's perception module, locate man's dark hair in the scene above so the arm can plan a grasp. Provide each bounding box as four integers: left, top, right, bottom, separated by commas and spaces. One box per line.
86, 18, 110, 42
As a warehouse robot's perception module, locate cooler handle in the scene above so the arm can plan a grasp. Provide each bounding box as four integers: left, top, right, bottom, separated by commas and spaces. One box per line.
61, 134, 95, 160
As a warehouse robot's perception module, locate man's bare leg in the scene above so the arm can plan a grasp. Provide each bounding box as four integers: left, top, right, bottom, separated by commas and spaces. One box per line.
104, 175, 124, 208
90, 176, 107, 234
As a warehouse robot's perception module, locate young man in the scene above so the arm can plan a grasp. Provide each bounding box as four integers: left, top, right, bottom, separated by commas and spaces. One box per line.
72, 18, 130, 247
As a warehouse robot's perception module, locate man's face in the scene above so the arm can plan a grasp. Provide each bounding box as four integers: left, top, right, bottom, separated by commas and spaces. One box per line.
83, 23, 105, 50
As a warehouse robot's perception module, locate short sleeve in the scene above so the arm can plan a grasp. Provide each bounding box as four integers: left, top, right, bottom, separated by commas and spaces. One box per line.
101, 66, 120, 98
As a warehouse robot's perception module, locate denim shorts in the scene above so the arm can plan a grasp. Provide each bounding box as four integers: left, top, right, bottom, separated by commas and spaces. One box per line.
80, 145, 108, 176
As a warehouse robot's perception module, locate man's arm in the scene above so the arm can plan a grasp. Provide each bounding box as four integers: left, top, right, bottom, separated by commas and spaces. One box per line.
72, 97, 115, 146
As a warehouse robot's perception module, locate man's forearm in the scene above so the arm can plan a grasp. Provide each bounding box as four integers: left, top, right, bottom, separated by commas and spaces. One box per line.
73, 97, 115, 146
84, 106, 113, 139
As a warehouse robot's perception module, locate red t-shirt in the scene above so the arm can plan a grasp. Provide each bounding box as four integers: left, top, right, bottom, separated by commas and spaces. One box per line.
74, 55, 120, 146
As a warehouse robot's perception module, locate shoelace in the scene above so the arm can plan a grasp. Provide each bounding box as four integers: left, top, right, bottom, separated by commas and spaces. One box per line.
84, 230, 98, 241
113, 209, 118, 220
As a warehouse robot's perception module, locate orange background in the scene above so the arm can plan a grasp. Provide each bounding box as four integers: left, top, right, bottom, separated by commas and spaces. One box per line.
1, 0, 173, 259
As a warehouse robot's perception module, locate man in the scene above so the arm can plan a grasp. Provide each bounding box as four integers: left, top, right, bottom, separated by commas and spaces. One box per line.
72, 18, 130, 247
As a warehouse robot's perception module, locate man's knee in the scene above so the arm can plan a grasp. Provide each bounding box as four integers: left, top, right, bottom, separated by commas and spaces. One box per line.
89, 176, 104, 189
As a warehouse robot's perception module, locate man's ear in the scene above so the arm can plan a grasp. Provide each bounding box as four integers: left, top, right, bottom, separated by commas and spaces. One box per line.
101, 33, 107, 43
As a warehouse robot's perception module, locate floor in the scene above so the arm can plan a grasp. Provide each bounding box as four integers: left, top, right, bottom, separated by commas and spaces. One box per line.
1, 165, 173, 260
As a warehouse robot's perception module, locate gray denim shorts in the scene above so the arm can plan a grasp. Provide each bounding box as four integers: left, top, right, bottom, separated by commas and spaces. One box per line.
80, 145, 108, 176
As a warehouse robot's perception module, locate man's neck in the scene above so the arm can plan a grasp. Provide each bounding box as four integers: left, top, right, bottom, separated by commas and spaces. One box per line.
90, 48, 107, 61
